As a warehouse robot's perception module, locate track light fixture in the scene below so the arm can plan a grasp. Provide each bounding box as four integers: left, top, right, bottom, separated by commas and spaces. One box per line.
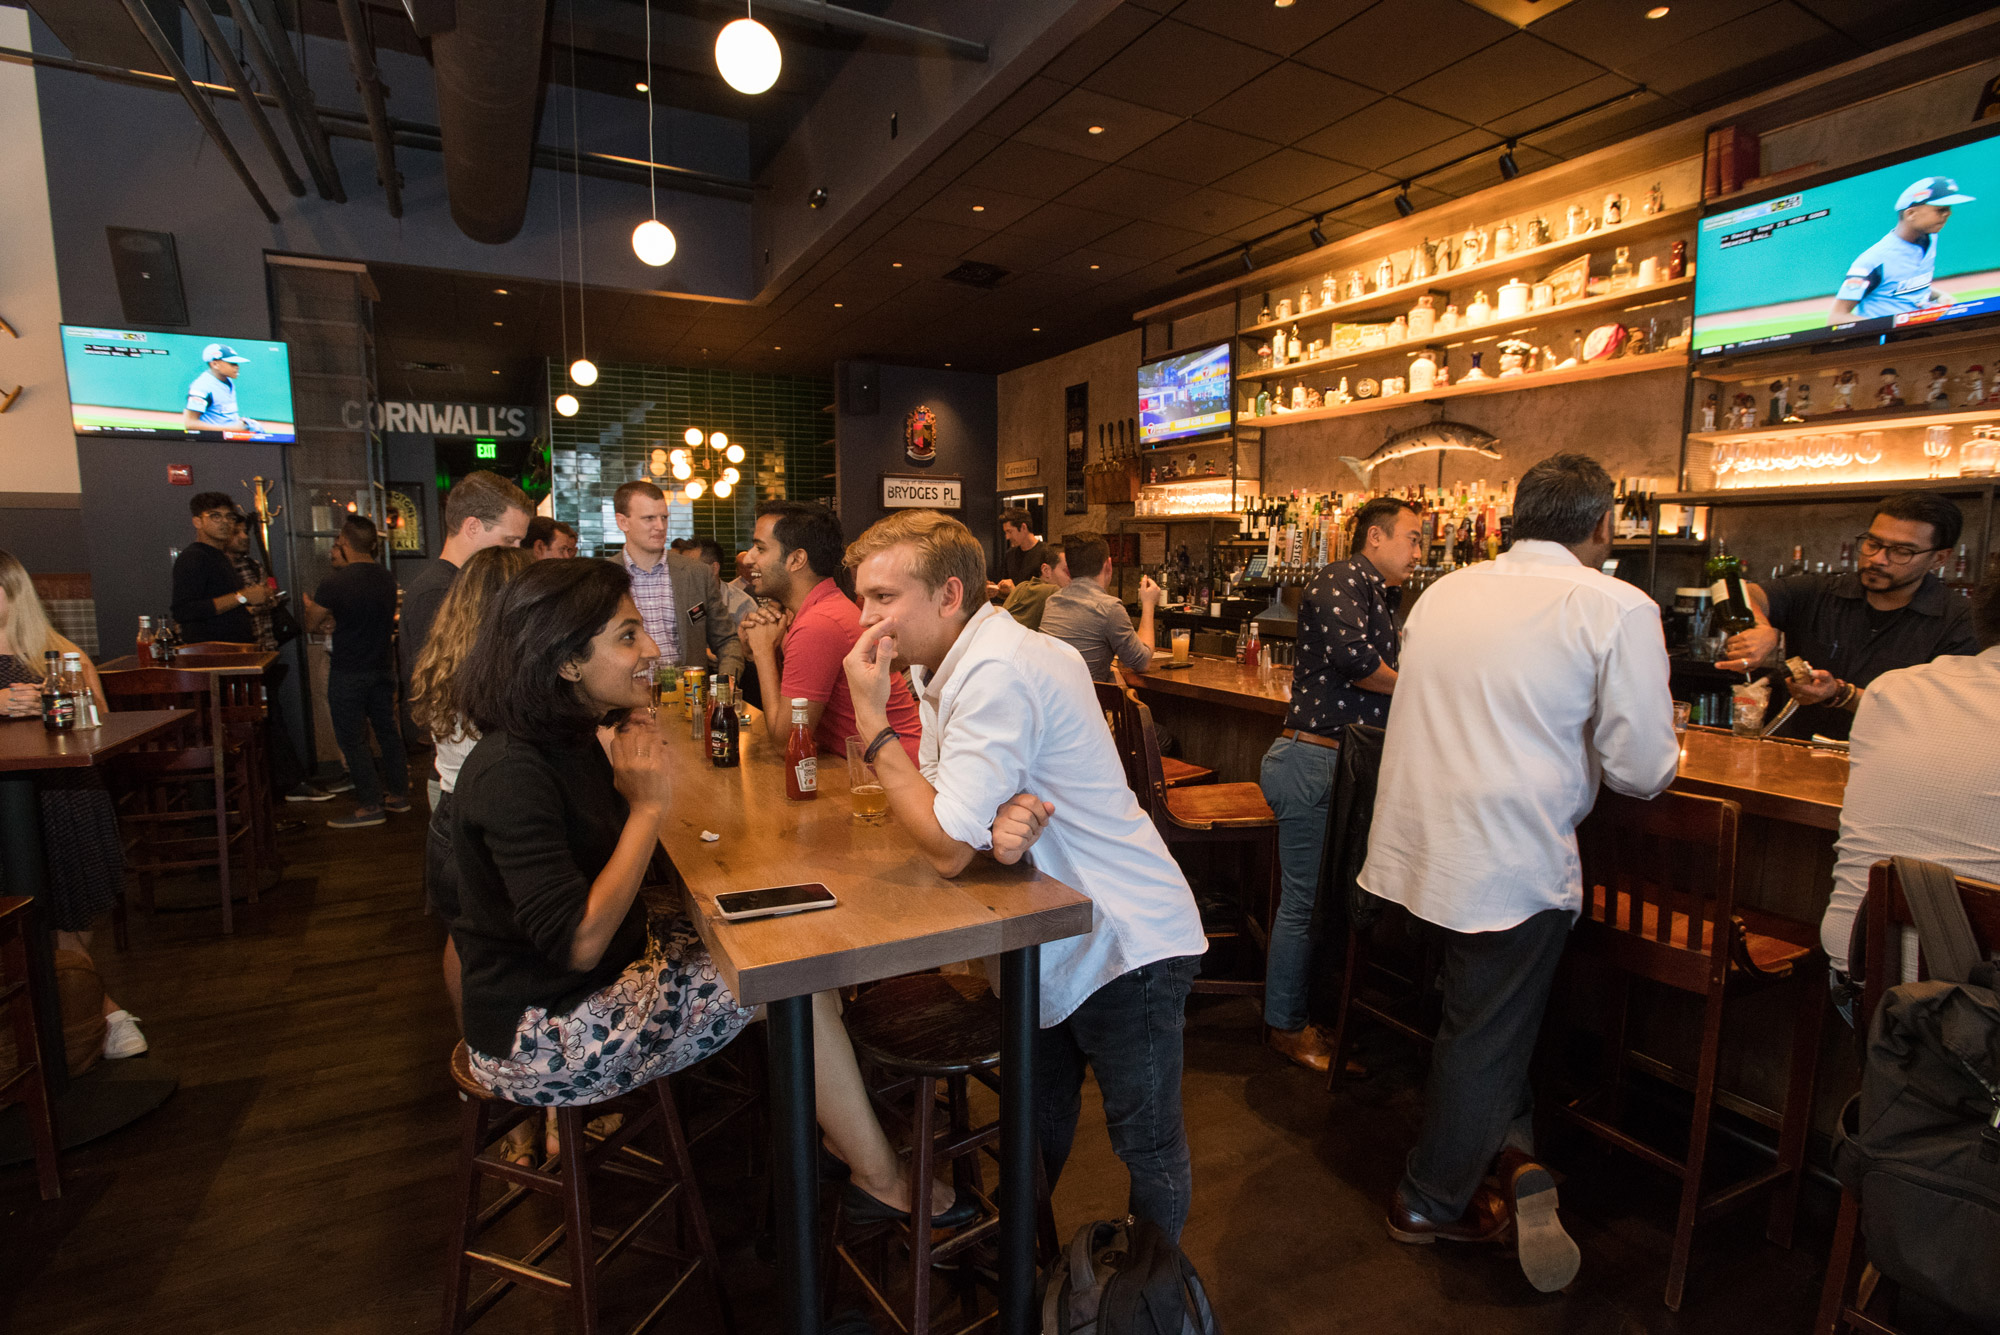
1308, 215, 1328, 248
1498, 141, 1520, 181
1393, 184, 1415, 218
1239, 246, 1254, 273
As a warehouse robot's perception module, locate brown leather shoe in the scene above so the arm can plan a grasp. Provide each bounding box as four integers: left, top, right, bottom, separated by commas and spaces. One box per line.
1267, 1024, 1333, 1074
1504, 1158, 1580, 1293
1385, 1185, 1511, 1245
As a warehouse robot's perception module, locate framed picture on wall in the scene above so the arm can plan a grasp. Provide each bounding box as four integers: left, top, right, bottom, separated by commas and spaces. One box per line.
386, 482, 427, 557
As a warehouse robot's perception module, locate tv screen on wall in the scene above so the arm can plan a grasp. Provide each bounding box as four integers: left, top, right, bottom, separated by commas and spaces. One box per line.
1138, 342, 1232, 446
1692, 124, 2000, 359
59, 325, 297, 442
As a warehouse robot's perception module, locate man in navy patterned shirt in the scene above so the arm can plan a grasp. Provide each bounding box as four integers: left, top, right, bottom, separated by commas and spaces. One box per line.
1258, 495, 1422, 1072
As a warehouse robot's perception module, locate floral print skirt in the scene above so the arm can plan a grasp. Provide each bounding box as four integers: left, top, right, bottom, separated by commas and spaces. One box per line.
467, 915, 754, 1106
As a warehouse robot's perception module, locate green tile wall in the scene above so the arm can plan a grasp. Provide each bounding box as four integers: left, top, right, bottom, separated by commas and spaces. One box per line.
546, 361, 835, 557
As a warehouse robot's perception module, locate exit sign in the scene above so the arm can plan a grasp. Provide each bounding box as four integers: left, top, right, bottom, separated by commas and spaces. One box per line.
475, 440, 497, 460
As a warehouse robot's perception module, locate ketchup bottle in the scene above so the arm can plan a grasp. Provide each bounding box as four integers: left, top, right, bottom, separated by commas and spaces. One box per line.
784, 697, 818, 802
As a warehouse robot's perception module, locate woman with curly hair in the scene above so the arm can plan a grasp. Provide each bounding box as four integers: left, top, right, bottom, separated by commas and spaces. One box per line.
448, 558, 973, 1223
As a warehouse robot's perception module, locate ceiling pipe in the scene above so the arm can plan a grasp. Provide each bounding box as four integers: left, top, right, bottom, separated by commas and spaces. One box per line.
334, 0, 403, 217
429, 0, 549, 244
695, 0, 986, 59
112, 0, 280, 222
226, 0, 346, 201
177, 0, 306, 197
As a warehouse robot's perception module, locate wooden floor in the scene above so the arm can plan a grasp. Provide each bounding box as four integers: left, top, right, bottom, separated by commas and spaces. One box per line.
2, 806, 1856, 1334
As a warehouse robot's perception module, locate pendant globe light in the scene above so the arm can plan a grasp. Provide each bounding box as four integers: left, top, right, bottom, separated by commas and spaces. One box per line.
556, 392, 580, 417
569, 357, 598, 386
716, 4, 781, 95
630, 0, 678, 266
563, 29, 597, 388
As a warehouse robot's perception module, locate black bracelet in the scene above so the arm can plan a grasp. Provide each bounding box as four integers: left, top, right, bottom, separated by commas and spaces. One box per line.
862, 725, 900, 764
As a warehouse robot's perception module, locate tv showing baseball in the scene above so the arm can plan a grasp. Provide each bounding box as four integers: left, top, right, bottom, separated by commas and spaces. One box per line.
59, 325, 298, 442
1692, 127, 2000, 359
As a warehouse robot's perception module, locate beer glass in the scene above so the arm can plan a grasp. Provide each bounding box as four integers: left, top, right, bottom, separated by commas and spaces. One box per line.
846, 736, 888, 824
1170, 629, 1191, 664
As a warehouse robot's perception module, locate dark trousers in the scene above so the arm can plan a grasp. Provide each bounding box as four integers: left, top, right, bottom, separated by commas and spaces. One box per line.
425, 791, 458, 919
326, 668, 409, 809
1400, 907, 1572, 1223
1036, 953, 1200, 1240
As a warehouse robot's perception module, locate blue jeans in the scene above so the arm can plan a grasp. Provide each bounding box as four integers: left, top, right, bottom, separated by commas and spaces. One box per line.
326, 668, 409, 810
1036, 953, 1200, 1240
1259, 735, 1344, 1031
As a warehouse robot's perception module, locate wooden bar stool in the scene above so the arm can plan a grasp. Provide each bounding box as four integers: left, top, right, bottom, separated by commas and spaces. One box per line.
1114, 689, 1278, 999
836, 973, 1058, 1335
1092, 682, 1212, 790
0, 897, 61, 1200
1816, 860, 2000, 1335
1560, 789, 1826, 1312
440, 1041, 734, 1335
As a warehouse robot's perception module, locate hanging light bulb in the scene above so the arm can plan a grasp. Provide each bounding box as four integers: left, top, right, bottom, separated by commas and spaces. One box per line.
683, 426, 704, 446
632, 218, 677, 266
684, 478, 706, 500
555, 393, 580, 417
713, 479, 733, 499
715, 15, 781, 95
708, 431, 729, 450
673, 460, 693, 481
722, 466, 740, 484
725, 443, 745, 464
570, 358, 598, 387
670, 448, 688, 466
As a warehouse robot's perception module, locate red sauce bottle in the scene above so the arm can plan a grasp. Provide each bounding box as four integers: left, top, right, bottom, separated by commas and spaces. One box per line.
784, 697, 818, 802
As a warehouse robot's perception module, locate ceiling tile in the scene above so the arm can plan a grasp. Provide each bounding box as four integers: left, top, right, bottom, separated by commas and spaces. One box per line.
1295, 0, 1519, 93
977, 78, 1073, 140
914, 184, 1045, 231
877, 216, 990, 258
960, 232, 1075, 273
1519, 89, 1676, 158
1170, 0, 1375, 55
1400, 32, 1606, 125
1526, 0, 1770, 68
1485, 71, 1642, 143
1057, 164, 1198, 216
1621, 3, 1845, 102
1334, 182, 1455, 232
1297, 98, 1472, 169
1092, 217, 1215, 262
1793, 0, 1994, 44
1039, 4, 1161, 85
1378, 127, 1503, 187
1148, 187, 1278, 237
1037, 247, 1148, 280
959, 139, 1106, 199
1422, 141, 1561, 196
1224, 205, 1311, 244
1211, 147, 1366, 206
1196, 62, 1379, 143
1117, 120, 1279, 185
1291, 170, 1396, 216
1012, 89, 1182, 163
1006, 200, 1131, 246
1081, 19, 1281, 117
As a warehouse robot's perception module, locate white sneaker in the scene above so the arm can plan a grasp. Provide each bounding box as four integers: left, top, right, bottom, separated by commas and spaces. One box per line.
103, 1009, 149, 1059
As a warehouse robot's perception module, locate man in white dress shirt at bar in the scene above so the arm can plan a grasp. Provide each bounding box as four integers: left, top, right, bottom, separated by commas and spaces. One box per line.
1360, 453, 1679, 1292
840, 509, 1209, 1239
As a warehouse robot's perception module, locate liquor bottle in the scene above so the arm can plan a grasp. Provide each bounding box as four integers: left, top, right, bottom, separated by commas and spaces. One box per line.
709, 679, 740, 768
41, 650, 76, 732
1787, 545, 1806, 575
1287, 326, 1302, 363
784, 698, 818, 802
1952, 543, 1971, 582
62, 651, 101, 727
1610, 246, 1634, 292
1236, 621, 1251, 665
136, 615, 160, 667
1838, 539, 1854, 574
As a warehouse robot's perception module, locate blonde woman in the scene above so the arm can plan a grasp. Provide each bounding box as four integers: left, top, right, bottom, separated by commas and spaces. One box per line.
0, 550, 145, 1058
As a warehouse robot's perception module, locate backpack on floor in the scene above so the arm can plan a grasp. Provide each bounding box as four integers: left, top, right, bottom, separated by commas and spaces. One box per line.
1832, 857, 2000, 1323
1040, 1217, 1220, 1335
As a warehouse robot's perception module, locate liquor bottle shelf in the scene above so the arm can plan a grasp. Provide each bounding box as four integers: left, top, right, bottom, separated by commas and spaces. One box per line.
1233, 207, 1698, 339
1236, 278, 1695, 383
1685, 403, 2000, 443
1239, 350, 1688, 430
1659, 476, 2000, 506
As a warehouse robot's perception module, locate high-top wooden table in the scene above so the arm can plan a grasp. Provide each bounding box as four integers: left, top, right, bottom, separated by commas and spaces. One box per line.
1120, 657, 1293, 784
96, 649, 278, 674
652, 705, 1093, 1335
0, 710, 190, 1090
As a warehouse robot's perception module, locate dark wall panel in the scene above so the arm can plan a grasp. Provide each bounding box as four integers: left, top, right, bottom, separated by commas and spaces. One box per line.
0, 505, 90, 570
835, 362, 999, 569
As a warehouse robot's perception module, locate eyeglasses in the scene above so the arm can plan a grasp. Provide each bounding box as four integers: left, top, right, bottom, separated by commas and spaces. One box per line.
201, 510, 242, 523
1854, 533, 1940, 564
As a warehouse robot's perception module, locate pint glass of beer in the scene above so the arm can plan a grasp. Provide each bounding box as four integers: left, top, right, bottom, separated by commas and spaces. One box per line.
846, 736, 888, 824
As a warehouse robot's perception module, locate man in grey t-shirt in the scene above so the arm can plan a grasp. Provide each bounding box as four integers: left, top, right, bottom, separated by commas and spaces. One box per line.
1038, 530, 1160, 682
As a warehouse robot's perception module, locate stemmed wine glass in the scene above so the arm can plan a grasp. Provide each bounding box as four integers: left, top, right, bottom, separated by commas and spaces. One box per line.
1855, 431, 1884, 478
1922, 426, 1953, 479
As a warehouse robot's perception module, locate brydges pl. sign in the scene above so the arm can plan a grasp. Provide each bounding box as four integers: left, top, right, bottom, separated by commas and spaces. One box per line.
880, 473, 962, 509
340, 400, 536, 438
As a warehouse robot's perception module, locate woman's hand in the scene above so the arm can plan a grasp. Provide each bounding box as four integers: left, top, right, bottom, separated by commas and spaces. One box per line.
990, 793, 1054, 865
842, 620, 897, 731
610, 713, 669, 815
3, 682, 41, 718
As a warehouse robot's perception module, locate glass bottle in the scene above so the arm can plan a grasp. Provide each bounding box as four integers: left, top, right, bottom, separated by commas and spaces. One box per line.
1287, 325, 1302, 362
136, 614, 159, 667
62, 651, 100, 727
1610, 246, 1633, 292
41, 650, 75, 732
709, 679, 740, 768
784, 698, 818, 802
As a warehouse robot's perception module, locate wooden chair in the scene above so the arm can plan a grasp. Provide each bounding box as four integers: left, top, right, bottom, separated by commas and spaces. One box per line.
1092, 681, 1211, 789
1113, 688, 1279, 999
1815, 860, 2000, 1335
97, 668, 262, 934
212, 671, 282, 880
0, 897, 61, 1200
1560, 789, 1825, 1311
441, 1043, 732, 1335
836, 973, 1059, 1334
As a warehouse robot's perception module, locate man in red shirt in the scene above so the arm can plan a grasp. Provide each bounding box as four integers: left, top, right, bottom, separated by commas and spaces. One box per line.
739, 501, 922, 763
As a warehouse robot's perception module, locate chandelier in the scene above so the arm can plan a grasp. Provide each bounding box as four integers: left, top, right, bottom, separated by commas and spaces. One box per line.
649, 427, 746, 500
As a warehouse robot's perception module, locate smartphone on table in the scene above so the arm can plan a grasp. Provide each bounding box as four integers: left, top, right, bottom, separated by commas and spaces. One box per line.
714, 882, 838, 922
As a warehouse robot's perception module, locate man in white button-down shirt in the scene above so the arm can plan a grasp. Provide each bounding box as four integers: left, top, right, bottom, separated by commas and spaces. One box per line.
1361, 453, 1679, 1292
841, 509, 1209, 1239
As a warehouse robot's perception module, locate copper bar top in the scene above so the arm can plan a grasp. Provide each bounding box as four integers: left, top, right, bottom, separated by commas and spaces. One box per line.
1670, 727, 1848, 831
1122, 655, 1293, 717
0, 709, 191, 772
651, 707, 1093, 1007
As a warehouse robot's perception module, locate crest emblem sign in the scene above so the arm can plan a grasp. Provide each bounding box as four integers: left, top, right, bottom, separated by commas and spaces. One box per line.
905, 405, 937, 463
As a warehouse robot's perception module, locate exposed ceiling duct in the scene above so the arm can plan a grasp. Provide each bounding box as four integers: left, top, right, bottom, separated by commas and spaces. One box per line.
428, 0, 548, 245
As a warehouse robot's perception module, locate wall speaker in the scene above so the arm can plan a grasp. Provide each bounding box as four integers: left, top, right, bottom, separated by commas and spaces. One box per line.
839, 360, 879, 416
107, 227, 189, 327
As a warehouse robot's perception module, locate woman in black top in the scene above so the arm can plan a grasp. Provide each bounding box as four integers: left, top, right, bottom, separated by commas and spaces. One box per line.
451, 560, 971, 1223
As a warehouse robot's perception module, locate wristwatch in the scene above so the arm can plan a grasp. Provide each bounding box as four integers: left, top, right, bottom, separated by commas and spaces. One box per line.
236, 592, 249, 606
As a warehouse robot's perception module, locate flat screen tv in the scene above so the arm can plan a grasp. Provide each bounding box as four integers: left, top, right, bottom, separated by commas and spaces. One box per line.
59, 325, 297, 442
1692, 123, 2000, 359
1138, 342, 1232, 446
